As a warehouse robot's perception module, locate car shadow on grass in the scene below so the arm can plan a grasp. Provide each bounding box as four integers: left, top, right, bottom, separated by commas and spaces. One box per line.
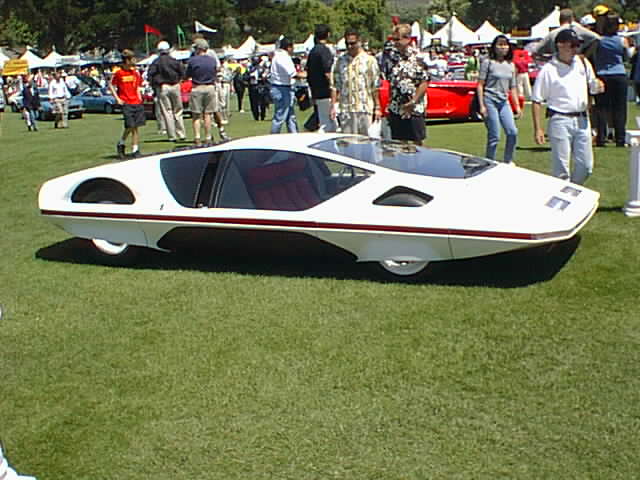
35, 236, 581, 288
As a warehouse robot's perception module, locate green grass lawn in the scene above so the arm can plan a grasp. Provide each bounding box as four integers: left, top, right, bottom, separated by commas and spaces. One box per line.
1, 103, 640, 479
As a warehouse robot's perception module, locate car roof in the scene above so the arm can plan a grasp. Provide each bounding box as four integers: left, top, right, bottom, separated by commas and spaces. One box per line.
223, 133, 349, 151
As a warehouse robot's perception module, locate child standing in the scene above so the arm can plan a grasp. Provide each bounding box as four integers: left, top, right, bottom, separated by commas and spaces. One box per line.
110, 49, 145, 159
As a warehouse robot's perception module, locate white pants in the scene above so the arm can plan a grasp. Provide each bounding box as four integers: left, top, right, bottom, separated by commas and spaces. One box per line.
547, 114, 593, 185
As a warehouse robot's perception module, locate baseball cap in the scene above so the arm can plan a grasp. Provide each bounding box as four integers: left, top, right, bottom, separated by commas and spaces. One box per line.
157, 40, 170, 52
593, 4, 610, 16
555, 28, 580, 45
194, 38, 209, 51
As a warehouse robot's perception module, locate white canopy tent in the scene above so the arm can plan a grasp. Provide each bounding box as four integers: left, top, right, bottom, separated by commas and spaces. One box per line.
301, 33, 315, 53
421, 29, 434, 49
411, 21, 422, 46
42, 49, 64, 68
0, 49, 10, 67
432, 15, 477, 46
235, 36, 257, 58
473, 20, 504, 44
531, 6, 561, 39
20, 49, 47, 69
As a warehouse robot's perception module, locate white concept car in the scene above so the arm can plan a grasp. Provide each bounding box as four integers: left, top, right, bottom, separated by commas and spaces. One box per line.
39, 134, 600, 279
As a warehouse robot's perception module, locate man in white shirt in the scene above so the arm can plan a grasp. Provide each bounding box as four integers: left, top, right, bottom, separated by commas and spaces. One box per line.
269, 38, 304, 134
532, 29, 604, 185
48, 70, 71, 128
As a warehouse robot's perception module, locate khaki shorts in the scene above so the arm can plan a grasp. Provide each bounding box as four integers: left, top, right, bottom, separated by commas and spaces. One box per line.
189, 84, 218, 115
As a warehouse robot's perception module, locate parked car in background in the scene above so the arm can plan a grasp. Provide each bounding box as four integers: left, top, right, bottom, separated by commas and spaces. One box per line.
379, 80, 525, 122
74, 87, 121, 114
12, 88, 84, 120
143, 79, 192, 120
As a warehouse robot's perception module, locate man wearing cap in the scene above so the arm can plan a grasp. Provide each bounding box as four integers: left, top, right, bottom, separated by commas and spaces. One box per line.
532, 29, 604, 185
534, 8, 600, 58
148, 41, 186, 142
186, 38, 227, 144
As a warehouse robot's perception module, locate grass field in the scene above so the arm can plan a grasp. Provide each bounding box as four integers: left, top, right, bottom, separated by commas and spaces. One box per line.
2, 103, 640, 479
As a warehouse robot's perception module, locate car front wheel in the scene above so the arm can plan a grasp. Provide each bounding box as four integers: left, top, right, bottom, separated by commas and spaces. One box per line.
371, 259, 434, 281
105, 104, 113, 114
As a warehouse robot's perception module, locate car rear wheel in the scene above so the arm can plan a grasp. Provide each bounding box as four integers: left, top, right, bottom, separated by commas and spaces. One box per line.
105, 104, 113, 114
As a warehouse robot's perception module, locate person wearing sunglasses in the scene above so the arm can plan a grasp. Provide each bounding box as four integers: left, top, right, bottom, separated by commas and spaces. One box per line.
386, 24, 429, 145
532, 29, 603, 185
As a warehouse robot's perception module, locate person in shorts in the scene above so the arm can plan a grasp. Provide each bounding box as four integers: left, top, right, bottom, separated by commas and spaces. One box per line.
109, 49, 145, 159
186, 38, 228, 145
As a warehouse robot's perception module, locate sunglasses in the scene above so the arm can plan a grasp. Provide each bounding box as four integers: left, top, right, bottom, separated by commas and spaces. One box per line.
346, 40, 359, 46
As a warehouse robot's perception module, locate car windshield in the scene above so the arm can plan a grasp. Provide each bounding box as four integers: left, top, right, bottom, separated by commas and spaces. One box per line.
311, 136, 495, 179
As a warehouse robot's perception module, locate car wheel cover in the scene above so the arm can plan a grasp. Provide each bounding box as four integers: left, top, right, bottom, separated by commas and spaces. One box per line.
91, 238, 129, 256
379, 259, 429, 276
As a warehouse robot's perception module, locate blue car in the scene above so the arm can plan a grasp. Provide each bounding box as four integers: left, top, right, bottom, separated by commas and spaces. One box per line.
74, 87, 121, 114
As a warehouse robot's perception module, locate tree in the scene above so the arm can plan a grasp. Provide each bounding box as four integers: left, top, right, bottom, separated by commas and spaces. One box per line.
333, 0, 388, 47
0, 11, 39, 48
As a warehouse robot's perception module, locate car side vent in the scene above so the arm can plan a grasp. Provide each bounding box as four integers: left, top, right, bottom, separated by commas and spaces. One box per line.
373, 187, 433, 207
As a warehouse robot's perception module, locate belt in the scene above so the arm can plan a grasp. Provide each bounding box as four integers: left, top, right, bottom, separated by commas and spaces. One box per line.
271, 83, 291, 88
548, 109, 587, 117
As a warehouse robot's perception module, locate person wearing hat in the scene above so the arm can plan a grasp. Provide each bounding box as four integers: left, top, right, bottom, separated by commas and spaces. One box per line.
531, 29, 604, 185
592, 12, 633, 147
186, 37, 228, 144
148, 40, 186, 142
534, 8, 600, 59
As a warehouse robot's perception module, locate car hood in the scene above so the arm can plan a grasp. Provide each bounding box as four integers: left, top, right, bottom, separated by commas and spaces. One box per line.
429, 164, 600, 238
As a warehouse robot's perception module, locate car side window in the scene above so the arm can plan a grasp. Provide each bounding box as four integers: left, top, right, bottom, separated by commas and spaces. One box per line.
215, 149, 372, 211
160, 151, 222, 207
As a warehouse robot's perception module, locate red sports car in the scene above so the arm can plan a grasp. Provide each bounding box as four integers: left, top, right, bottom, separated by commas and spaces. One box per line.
380, 79, 524, 122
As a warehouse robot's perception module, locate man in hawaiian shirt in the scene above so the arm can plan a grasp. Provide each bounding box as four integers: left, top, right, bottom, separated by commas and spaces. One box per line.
387, 24, 429, 145
331, 29, 381, 135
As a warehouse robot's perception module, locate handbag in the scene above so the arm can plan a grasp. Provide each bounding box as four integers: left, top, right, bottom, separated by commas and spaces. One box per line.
295, 86, 312, 111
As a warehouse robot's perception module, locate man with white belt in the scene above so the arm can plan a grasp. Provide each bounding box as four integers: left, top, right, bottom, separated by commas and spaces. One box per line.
270, 37, 305, 134
48, 70, 71, 129
532, 29, 603, 185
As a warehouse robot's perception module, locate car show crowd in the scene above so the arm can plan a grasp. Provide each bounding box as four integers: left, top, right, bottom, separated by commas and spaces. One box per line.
0, 4, 638, 183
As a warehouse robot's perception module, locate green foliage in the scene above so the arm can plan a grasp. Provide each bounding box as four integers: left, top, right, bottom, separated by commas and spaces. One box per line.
0, 11, 39, 47
2, 105, 640, 479
333, 0, 388, 46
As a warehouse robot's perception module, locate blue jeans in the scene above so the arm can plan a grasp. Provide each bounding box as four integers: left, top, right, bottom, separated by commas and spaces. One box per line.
270, 85, 298, 134
547, 114, 593, 185
24, 108, 38, 129
483, 96, 517, 163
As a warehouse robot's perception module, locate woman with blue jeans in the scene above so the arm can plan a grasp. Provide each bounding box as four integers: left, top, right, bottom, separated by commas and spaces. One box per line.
477, 35, 521, 163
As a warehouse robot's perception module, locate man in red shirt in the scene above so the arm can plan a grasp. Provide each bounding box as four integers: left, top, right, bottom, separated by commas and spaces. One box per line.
110, 49, 145, 159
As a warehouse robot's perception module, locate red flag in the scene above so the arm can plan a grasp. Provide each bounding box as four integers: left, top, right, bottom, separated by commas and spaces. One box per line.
144, 24, 162, 36
391, 15, 400, 25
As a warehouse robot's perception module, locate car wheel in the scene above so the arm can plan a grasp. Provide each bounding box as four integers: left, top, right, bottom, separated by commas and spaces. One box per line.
105, 104, 113, 114
78, 190, 140, 265
380, 259, 429, 275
